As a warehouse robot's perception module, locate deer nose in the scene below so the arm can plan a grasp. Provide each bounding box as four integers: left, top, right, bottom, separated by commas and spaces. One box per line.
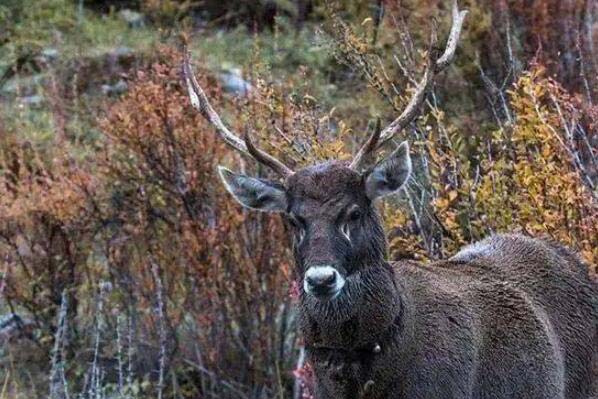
304, 266, 345, 300
306, 268, 336, 287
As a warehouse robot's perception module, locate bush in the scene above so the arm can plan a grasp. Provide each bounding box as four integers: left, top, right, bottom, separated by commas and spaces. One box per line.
411, 65, 598, 270
99, 48, 296, 397
0, 48, 297, 398
1, 2, 596, 398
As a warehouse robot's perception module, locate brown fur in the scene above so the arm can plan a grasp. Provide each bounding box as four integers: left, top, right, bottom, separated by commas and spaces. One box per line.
220, 160, 598, 399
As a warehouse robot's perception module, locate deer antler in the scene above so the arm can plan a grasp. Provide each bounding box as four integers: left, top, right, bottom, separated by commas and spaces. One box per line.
182, 49, 294, 178
350, 0, 468, 171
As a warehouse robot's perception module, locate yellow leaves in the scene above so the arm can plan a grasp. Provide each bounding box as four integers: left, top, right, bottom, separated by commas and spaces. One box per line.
389, 235, 429, 261
448, 190, 459, 202
442, 211, 461, 231
416, 65, 597, 269
307, 119, 352, 162
471, 66, 598, 266
434, 186, 460, 214
383, 205, 408, 230
312, 139, 347, 160
434, 197, 450, 210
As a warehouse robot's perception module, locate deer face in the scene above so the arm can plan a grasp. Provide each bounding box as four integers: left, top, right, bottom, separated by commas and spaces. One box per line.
218, 142, 411, 302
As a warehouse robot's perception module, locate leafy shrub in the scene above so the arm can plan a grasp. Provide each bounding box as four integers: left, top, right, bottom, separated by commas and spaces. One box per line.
417, 66, 598, 270
1, 48, 298, 398
318, 4, 597, 270
1, 2, 597, 398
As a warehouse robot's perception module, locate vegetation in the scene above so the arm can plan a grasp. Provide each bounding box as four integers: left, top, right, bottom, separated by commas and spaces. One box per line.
0, 0, 596, 398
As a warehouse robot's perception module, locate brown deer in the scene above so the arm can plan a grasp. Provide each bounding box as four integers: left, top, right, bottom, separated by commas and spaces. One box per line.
182, 2, 598, 398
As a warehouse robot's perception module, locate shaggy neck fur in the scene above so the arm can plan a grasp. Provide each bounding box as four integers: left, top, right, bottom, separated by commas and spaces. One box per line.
297, 209, 405, 350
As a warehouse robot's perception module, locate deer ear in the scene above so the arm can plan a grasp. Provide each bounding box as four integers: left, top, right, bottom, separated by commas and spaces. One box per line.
218, 166, 287, 212
364, 141, 412, 201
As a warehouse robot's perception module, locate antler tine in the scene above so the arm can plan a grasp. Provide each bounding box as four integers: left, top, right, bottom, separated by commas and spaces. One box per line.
351, 0, 468, 171
183, 49, 247, 154
244, 131, 294, 178
182, 48, 293, 178
349, 118, 382, 170
437, 0, 469, 71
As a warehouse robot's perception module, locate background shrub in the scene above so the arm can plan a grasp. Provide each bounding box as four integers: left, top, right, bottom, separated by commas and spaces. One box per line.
0, 1, 596, 398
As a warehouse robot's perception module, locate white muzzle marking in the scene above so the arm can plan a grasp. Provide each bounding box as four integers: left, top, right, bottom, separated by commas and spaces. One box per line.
303, 265, 346, 299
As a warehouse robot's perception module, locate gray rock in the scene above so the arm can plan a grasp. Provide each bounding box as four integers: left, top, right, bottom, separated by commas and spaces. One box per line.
218, 69, 252, 97
113, 46, 134, 59
101, 79, 128, 96
118, 9, 145, 28
40, 47, 59, 61
1, 74, 45, 96
19, 95, 44, 106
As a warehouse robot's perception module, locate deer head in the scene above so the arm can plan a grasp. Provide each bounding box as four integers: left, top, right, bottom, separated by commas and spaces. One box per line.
183, 1, 467, 305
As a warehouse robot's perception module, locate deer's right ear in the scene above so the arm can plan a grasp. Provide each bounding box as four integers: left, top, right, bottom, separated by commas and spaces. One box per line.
364, 141, 412, 201
218, 166, 287, 212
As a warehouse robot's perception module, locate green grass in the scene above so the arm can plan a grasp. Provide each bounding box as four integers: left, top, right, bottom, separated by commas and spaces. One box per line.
1, 0, 376, 152
188, 22, 337, 98
0, 0, 159, 65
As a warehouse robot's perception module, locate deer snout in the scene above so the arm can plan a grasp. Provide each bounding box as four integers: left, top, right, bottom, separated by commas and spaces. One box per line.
304, 266, 345, 300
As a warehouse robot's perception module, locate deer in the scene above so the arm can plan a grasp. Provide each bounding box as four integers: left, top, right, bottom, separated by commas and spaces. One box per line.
182, 2, 598, 398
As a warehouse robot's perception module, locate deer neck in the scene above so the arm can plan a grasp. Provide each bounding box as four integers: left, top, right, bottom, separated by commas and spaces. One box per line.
299, 261, 406, 351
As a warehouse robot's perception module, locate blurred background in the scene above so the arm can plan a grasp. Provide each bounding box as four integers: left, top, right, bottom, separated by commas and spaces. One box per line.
0, 0, 596, 398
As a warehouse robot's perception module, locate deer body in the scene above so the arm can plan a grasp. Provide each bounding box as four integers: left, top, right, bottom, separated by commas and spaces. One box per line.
182, 3, 597, 396
304, 234, 597, 399
218, 160, 596, 399
276, 163, 595, 399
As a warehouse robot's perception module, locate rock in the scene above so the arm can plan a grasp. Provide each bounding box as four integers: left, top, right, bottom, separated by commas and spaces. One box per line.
218, 68, 252, 97
113, 46, 134, 59
40, 47, 59, 62
118, 9, 145, 28
101, 79, 128, 96
19, 95, 44, 107
1, 73, 46, 96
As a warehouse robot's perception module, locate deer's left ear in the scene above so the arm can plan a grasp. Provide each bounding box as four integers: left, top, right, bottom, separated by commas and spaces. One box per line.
365, 141, 412, 201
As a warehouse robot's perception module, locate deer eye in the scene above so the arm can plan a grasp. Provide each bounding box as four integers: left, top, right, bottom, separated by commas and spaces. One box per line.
348, 209, 361, 221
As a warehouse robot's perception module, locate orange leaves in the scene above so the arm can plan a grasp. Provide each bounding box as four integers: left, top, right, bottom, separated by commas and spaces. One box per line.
0, 48, 296, 388
0, 144, 95, 227
97, 47, 294, 385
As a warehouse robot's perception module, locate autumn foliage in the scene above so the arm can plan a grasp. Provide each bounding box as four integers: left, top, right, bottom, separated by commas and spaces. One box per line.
1, 49, 297, 398
0, 1, 597, 398
415, 66, 598, 269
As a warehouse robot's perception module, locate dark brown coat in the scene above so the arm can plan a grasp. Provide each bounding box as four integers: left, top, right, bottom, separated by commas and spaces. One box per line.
302, 234, 597, 399
219, 155, 597, 399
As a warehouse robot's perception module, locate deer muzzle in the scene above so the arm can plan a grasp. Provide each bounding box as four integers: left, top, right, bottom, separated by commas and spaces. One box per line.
304, 265, 345, 300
